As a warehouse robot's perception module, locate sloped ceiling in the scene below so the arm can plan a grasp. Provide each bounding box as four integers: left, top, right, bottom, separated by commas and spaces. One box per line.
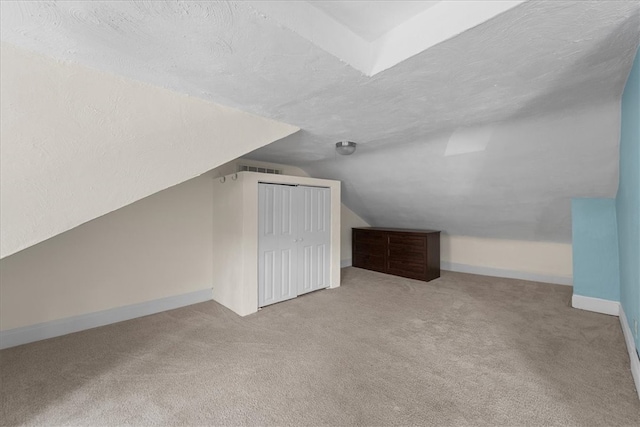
1, 1, 639, 246
0, 44, 298, 258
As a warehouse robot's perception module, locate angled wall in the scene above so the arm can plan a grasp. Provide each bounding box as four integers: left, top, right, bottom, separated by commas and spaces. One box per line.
0, 44, 298, 258
617, 47, 640, 351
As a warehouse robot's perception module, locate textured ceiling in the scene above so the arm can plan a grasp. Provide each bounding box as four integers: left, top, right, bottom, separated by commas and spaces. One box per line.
2, 0, 639, 243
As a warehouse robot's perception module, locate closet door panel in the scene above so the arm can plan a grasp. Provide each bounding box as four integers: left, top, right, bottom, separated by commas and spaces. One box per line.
258, 184, 298, 307
297, 186, 331, 295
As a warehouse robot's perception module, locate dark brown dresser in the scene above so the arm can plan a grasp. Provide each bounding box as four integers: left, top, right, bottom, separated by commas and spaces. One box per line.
352, 227, 440, 282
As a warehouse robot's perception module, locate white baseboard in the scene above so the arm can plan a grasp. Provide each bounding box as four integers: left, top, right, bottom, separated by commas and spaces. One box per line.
441, 261, 572, 286
0, 288, 213, 350
571, 294, 620, 316
341, 259, 352, 268
565, 296, 639, 400
619, 305, 640, 400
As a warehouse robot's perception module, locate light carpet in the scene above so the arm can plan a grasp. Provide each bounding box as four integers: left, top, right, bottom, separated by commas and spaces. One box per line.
1, 268, 639, 426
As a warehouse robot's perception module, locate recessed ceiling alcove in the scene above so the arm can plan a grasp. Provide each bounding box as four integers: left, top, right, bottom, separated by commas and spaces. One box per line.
249, 0, 526, 75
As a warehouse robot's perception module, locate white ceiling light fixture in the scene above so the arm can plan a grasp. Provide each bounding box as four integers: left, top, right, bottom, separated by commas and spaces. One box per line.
336, 141, 357, 155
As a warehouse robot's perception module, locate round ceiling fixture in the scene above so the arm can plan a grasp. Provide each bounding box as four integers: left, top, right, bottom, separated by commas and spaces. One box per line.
335, 141, 357, 155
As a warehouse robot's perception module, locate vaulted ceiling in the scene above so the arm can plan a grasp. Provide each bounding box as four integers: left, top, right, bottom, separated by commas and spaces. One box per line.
1, 0, 639, 250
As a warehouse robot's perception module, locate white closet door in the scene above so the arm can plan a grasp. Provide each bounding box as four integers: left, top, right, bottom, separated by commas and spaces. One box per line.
297, 186, 331, 295
258, 183, 298, 307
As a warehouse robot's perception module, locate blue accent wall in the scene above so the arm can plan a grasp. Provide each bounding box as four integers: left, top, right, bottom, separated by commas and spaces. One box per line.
617, 46, 640, 350
572, 198, 620, 302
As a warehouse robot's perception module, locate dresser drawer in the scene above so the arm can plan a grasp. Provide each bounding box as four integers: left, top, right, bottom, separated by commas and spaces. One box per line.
387, 234, 426, 265
388, 245, 425, 263
387, 234, 426, 251
353, 229, 386, 260
353, 229, 386, 244
354, 240, 386, 256
353, 252, 386, 273
387, 259, 426, 280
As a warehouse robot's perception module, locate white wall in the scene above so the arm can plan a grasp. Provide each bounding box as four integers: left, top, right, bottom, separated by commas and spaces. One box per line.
0, 176, 214, 331
0, 43, 298, 258
441, 234, 573, 285
210, 172, 247, 315
341, 205, 370, 266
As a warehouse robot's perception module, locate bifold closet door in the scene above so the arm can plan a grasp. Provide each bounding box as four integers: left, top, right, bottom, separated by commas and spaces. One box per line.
258, 183, 298, 307
258, 183, 331, 308
297, 186, 331, 295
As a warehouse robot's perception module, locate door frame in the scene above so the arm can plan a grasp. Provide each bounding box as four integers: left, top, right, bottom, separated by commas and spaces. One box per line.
256, 181, 331, 309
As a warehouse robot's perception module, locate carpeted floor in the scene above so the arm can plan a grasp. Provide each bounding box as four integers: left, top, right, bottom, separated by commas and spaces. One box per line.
1, 268, 639, 426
